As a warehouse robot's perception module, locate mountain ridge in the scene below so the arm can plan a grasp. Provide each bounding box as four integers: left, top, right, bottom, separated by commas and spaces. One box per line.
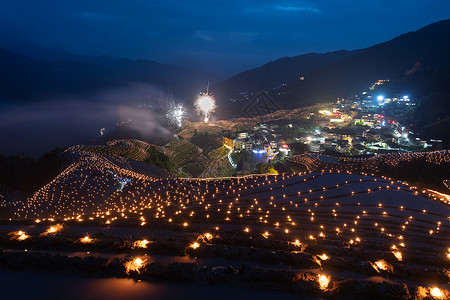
212, 19, 450, 118
0, 47, 218, 101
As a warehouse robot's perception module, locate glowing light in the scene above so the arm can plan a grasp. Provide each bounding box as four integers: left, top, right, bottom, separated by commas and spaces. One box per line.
370, 259, 393, 273
80, 235, 93, 244
9, 231, 29, 241
417, 286, 428, 298
133, 239, 150, 249
319, 110, 332, 116
430, 287, 444, 299
11, 146, 450, 291
190, 242, 200, 249
195, 93, 216, 123
318, 254, 329, 260
202, 233, 213, 241
124, 257, 147, 274
318, 274, 330, 290
42, 224, 63, 235
166, 101, 186, 127
392, 251, 403, 261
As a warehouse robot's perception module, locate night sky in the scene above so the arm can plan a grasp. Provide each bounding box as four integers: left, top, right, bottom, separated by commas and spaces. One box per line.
1, 1, 449, 76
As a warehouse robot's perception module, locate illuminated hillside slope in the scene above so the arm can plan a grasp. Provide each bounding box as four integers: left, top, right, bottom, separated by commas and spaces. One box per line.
1, 142, 449, 298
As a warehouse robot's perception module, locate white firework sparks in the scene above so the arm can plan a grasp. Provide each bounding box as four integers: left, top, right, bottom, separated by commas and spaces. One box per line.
195, 94, 216, 123
166, 101, 186, 127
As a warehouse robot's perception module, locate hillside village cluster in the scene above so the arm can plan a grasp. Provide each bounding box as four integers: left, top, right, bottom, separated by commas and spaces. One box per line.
226, 83, 442, 160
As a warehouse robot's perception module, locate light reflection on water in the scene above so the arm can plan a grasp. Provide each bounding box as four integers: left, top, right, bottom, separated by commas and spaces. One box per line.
0, 270, 309, 300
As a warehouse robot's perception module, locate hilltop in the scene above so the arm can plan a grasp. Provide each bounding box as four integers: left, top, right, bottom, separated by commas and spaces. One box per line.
214, 19, 450, 111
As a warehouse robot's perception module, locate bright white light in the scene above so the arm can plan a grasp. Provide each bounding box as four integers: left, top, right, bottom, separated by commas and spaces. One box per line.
377, 96, 384, 101
195, 94, 216, 123
253, 149, 266, 154
403, 95, 408, 99
319, 110, 332, 116
166, 101, 186, 127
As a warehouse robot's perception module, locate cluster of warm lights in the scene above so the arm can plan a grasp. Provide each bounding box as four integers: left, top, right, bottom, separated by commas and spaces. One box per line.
370, 259, 393, 273
9, 230, 29, 241
392, 250, 402, 261
190, 242, 200, 249
293, 239, 302, 247
9, 165, 447, 263
79, 235, 93, 244
290, 150, 450, 175
41, 224, 63, 235
10, 165, 446, 264
133, 239, 151, 249
418, 286, 447, 299
2, 139, 449, 296
318, 254, 329, 261
198, 233, 213, 242
124, 257, 147, 274
430, 287, 445, 299
317, 274, 330, 290
314, 254, 329, 267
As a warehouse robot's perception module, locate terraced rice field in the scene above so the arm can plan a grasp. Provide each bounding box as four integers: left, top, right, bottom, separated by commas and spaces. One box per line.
1, 141, 449, 299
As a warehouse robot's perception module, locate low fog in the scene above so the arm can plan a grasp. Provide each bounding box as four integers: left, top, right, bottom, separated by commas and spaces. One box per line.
0, 84, 179, 158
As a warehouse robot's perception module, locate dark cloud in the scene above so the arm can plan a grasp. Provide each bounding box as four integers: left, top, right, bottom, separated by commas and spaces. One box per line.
0, 1, 449, 75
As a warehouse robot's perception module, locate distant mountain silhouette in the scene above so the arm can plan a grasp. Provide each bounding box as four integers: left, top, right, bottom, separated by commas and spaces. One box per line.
0, 42, 106, 62
214, 50, 356, 94
213, 19, 450, 119
2, 20, 450, 143
0, 47, 217, 101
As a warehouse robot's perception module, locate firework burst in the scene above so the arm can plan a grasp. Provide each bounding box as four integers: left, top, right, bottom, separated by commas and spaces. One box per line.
166, 101, 186, 127
195, 93, 216, 123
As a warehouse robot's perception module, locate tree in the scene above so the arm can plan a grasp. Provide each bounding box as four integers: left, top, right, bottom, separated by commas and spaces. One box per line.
144, 146, 175, 173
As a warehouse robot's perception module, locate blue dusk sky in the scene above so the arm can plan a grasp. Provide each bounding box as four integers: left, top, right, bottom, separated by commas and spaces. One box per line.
1, 0, 449, 76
